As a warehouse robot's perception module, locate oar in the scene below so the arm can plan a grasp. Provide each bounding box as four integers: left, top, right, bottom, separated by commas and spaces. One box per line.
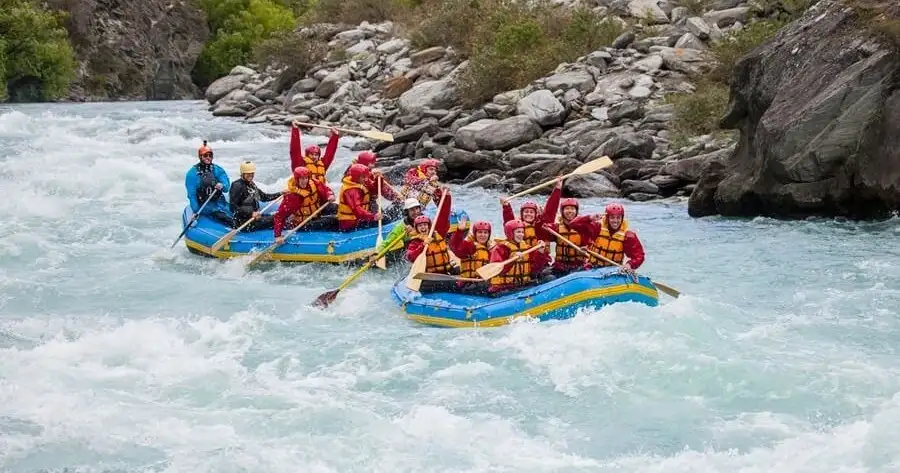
171, 189, 219, 248
475, 242, 546, 280
505, 156, 613, 201
542, 225, 681, 298
295, 121, 393, 142
311, 231, 406, 308
244, 203, 329, 267
405, 190, 449, 291
374, 177, 387, 269
412, 273, 483, 282
210, 195, 283, 252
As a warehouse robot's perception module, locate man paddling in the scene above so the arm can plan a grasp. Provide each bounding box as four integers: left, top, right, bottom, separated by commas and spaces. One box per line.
184, 141, 232, 226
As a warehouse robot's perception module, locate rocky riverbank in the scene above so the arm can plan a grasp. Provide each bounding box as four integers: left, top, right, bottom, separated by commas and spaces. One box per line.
203, 2, 780, 202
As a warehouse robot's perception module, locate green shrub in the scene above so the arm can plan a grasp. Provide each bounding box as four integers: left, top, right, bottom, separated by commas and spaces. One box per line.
708, 18, 787, 84
193, 0, 297, 87
252, 30, 328, 91
664, 79, 731, 147
0, 0, 77, 101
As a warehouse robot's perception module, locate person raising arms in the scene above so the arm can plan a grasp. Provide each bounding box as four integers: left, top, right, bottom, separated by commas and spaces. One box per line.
290, 121, 339, 184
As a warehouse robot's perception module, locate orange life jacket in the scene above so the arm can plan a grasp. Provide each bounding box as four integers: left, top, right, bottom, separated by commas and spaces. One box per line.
303, 155, 326, 184
337, 176, 370, 223
489, 239, 532, 287
285, 177, 322, 221
588, 219, 629, 266
409, 231, 452, 274
554, 218, 584, 265
459, 236, 491, 279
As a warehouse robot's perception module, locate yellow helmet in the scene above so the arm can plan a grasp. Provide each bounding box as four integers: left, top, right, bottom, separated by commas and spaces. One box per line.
239, 161, 256, 174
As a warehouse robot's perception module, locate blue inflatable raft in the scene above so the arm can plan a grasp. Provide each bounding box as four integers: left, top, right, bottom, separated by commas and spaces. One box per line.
391, 267, 660, 327
180, 205, 468, 264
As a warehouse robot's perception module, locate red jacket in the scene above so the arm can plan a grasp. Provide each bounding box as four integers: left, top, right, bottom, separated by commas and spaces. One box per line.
568, 215, 645, 269
342, 166, 399, 202
289, 126, 338, 174
273, 180, 334, 237
486, 243, 521, 293
500, 184, 561, 243
337, 184, 378, 231
405, 192, 453, 262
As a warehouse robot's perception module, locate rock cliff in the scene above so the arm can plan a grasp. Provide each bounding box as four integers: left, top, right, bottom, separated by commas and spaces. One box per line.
48, 0, 209, 100
688, 0, 900, 219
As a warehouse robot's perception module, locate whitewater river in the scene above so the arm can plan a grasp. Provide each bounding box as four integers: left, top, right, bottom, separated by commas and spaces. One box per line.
1, 101, 899, 473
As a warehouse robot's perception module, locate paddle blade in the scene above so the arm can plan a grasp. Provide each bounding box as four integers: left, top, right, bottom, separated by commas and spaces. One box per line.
653, 281, 681, 298
359, 129, 394, 142
573, 155, 612, 174
312, 289, 340, 308
475, 262, 503, 280
375, 256, 387, 269
405, 253, 428, 291
211, 228, 238, 252
412, 272, 458, 282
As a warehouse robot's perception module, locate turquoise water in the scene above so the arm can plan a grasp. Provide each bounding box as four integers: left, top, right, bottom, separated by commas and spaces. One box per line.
1, 101, 899, 473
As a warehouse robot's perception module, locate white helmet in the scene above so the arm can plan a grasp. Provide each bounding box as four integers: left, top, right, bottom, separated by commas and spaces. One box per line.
404, 198, 422, 210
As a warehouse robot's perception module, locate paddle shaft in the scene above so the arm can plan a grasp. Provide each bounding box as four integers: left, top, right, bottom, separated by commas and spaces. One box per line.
312, 231, 407, 307
172, 189, 219, 248
505, 156, 612, 201
412, 273, 483, 282
294, 121, 392, 141
245, 203, 328, 266
476, 242, 545, 279
375, 177, 387, 269
405, 190, 449, 290
211, 195, 284, 251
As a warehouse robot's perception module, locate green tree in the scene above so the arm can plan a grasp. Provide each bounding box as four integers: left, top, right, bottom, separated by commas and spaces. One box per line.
193, 0, 297, 87
0, 0, 77, 101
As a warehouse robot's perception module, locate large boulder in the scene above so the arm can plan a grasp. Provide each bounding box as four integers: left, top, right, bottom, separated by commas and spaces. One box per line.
689, 0, 900, 219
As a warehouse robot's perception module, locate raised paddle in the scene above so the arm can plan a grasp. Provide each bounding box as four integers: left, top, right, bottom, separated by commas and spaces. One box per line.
171, 189, 219, 248
542, 225, 681, 298
412, 273, 483, 282
405, 189, 449, 291
210, 195, 284, 252
504, 156, 613, 201
243, 203, 329, 267
374, 176, 387, 270
475, 242, 546, 280
294, 121, 394, 143
311, 231, 406, 308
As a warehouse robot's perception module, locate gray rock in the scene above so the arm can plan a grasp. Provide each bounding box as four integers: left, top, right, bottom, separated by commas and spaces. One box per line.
454, 119, 497, 151
661, 148, 731, 181
516, 90, 567, 126
346, 39, 375, 55
394, 122, 438, 143
292, 78, 320, 93
377, 38, 409, 54
212, 105, 246, 117
314, 66, 351, 98
564, 173, 621, 198
444, 149, 498, 175
458, 116, 543, 152
675, 32, 706, 50
334, 29, 367, 43
327, 81, 366, 104
410, 46, 447, 67
686, 17, 711, 39
608, 101, 645, 124
544, 69, 596, 94
463, 173, 504, 189
398, 79, 459, 114
627, 0, 669, 24
205, 74, 249, 103
702, 7, 750, 28
621, 179, 660, 195
627, 192, 659, 202
653, 46, 711, 75
592, 132, 657, 160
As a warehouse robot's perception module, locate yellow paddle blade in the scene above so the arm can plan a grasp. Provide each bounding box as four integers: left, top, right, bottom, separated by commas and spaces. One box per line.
357, 129, 394, 142
653, 281, 681, 298
405, 252, 428, 291
572, 155, 612, 174
210, 228, 239, 252
375, 256, 387, 270
475, 262, 505, 280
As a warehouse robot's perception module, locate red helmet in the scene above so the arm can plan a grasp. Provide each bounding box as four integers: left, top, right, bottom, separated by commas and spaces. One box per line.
421, 158, 439, 169
472, 221, 491, 233
560, 198, 579, 212
293, 167, 310, 180
504, 219, 525, 239
348, 163, 370, 182
605, 202, 625, 216
413, 215, 432, 227
305, 145, 321, 157
356, 151, 377, 166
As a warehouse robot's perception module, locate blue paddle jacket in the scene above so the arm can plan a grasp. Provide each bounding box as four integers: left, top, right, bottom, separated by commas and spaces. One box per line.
185, 162, 231, 216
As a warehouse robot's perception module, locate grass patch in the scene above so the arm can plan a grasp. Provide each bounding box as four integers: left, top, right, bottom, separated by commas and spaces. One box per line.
664, 79, 731, 147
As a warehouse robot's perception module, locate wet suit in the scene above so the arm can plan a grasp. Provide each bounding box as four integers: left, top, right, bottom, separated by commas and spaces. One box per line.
229, 178, 283, 231
185, 162, 232, 226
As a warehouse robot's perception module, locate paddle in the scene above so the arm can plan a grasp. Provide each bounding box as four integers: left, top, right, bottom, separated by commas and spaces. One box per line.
171, 189, 219, 248
311, 231, 406, 308
243, 203, 329, 267
374, 176, 387, 269
412, 273, 483, 283
475, 242, 546, 280
504, 156, 613, 201
542, 225, 681, 298
295, 121, 394, 142
210, 195, 284, 252
405, 189, 449, 291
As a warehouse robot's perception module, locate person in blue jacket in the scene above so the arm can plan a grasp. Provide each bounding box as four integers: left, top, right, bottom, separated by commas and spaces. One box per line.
184, 141, 232, 226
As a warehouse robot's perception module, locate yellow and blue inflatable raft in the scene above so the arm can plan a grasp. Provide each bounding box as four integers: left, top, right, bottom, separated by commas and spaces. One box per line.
180, 205, 469, 264
391, 267, 660, 327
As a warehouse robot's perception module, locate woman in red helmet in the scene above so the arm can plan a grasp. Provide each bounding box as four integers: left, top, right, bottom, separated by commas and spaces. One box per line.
571, 202, 645, 274
400, 158, 443, 207
290, 121, 339, 184
487, 219, 543, 295
405, 192, 456, 293
343, 150, 403, 221
543, 196, 588, 276
449, 217, 493, 294
336, 163, 381, 231
500, 177, 563, 278
272, 167, 337, 241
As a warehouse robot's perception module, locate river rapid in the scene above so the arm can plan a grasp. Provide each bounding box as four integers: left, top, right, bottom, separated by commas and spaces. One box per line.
1, 101, 899, 473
